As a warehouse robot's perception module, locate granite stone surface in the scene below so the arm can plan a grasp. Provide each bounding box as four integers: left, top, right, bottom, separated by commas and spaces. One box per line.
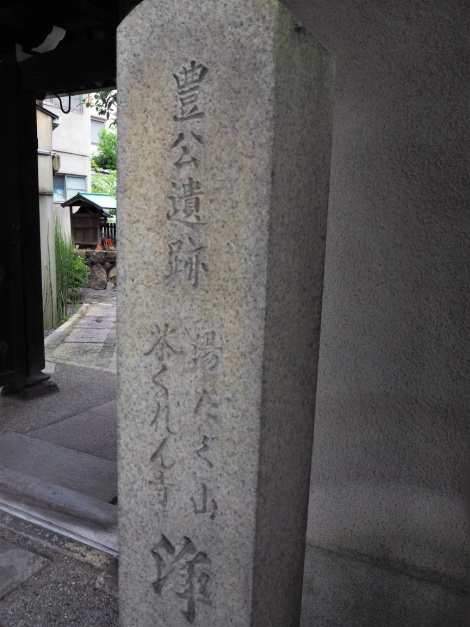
117, 0, 333, 624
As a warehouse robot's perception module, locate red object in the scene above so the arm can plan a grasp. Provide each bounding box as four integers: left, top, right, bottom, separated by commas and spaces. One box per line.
103, 238, 113, 249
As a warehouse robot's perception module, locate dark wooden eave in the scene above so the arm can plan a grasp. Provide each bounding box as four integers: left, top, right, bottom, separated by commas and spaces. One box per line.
21, 37, 117, 98
0, 0, 141, 96
0, 1, 141, 388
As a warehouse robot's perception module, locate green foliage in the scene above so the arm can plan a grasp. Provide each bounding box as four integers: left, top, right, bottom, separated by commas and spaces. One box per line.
92, 169, 117, 204
55, 219, 88, 325
42, 221, 55, 329
86, 91, 117, 126
87, 91, 118, 204
92, 126, 117, 170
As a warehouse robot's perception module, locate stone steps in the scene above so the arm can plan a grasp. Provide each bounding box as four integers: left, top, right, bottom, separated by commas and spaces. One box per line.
0, 433, 117, 502
0, 432, 118, 555
0, 466, 118, 555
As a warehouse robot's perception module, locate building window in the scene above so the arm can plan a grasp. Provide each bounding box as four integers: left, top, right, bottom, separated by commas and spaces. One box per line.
91, 118, 105, 144
44, 94, 83, 113
53, 175, 86, 202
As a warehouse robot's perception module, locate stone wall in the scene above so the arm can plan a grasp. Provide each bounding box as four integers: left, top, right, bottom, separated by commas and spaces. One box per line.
77, 249, 117, 290
284, 0, 470, 588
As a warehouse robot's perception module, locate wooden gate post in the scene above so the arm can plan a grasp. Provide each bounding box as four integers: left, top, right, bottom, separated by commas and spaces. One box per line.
0, 55, 54, 396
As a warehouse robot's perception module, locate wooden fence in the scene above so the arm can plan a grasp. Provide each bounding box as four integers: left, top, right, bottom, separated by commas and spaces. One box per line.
101, 223, 116, 244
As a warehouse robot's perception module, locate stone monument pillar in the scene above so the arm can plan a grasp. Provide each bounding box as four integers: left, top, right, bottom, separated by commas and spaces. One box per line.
117, 0, 333, 624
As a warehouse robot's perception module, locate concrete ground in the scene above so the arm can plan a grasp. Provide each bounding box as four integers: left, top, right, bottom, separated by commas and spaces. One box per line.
0, 294, 119, 626
0, 292, 466, 626
301, 544, 467, 627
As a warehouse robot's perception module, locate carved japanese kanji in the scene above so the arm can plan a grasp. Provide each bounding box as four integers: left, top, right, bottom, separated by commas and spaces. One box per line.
171, 131, 204, 148
165, 236, 208, 287
145, 323, 181, 362
190, 330, 222, 371
191, 483, 217, 520
167, 178, 205, 226
151, 535, 212, 623
150, 367, 179, 435
196, 435, 214, 468
148, 469, 172, 507
173, 60, 209, 122
151, 437, 175, 470
195, 389, 219, 421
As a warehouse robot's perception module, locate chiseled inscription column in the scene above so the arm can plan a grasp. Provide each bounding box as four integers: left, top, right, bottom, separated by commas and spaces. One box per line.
117, 0, 334, 625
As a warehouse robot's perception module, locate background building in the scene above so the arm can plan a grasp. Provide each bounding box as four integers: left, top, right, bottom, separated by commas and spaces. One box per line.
41, 94, 109, 238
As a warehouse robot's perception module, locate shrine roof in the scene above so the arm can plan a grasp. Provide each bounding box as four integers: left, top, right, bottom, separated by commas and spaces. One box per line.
61, 192, 116, 212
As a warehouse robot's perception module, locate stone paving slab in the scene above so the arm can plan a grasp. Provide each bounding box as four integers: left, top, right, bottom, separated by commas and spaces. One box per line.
85, 305, 116, 319
44, 316, 79, 350
76, 316, 115, 329
48, 342, 103, 358
44, 301, 117, 373
0, 538, 48, 600
47, 343, 117, 374
65, 328, 110, 343
0, 433, 117, 502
